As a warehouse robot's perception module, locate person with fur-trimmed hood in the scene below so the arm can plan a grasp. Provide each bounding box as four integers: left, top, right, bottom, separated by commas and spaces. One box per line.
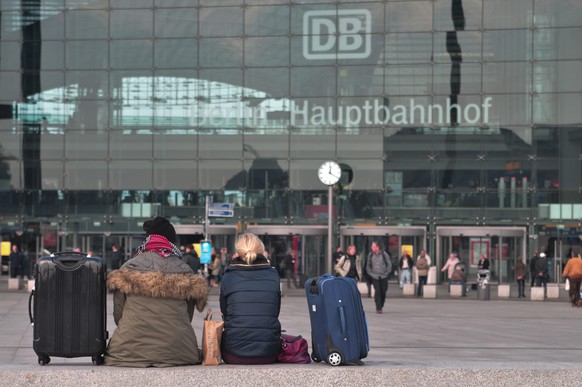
105, 216, 208, 367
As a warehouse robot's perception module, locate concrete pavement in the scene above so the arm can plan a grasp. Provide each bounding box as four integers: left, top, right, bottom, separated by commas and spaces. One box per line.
1, 276, 582, 386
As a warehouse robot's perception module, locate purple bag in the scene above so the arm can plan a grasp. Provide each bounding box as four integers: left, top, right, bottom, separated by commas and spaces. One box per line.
277, 334, 311, 364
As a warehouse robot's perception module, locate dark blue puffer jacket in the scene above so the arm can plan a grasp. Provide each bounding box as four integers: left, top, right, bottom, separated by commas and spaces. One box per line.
219, 256, 281, 359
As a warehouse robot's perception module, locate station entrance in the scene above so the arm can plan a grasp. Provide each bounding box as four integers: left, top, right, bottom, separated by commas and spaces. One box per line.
246, 225, 327, 280
340, 226, 427, 277
436, 227, 527, 284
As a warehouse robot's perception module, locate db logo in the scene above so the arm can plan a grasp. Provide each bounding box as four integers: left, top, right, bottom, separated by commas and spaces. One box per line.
303, 9, 371, 60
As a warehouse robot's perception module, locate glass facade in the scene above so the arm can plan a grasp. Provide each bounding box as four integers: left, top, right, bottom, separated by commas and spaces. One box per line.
1, 0, 581, 279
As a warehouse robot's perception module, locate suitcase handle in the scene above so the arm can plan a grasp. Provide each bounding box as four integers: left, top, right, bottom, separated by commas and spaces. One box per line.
51, 252, 88, 270
339, 305, 346, 335
28, 289, 34, 325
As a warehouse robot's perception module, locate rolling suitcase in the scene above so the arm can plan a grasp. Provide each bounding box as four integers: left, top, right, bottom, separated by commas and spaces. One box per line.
305, 274, 369, 366
28, 252, 108, 365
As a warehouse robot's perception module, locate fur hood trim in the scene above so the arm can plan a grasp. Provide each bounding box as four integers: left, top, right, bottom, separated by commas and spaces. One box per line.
107, 270, 208, 311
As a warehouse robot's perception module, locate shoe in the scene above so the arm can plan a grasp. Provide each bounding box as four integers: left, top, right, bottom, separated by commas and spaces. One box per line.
376, 309, 383, 314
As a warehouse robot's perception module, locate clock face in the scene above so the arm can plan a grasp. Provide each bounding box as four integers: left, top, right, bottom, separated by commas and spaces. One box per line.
318, 161, 342, 185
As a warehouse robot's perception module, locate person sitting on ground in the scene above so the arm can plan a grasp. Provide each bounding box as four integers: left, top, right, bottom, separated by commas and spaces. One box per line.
220, 233, 281, 364
105, 216, 208, 367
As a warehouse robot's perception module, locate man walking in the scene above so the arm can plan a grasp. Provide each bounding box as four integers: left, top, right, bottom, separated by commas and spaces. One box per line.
366, 241, 391, 314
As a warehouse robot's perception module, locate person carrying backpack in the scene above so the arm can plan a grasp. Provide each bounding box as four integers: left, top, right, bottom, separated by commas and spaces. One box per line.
366, 241, 392, 314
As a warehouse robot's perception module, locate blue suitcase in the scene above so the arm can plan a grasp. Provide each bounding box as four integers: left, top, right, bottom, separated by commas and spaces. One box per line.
305, 274, 369, 366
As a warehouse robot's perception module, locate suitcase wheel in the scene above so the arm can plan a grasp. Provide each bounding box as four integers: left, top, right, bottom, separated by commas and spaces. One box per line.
38, 355, 50, 366
328, 351, 342, 366
92, 355, 104, 365
311, 353, 321, 363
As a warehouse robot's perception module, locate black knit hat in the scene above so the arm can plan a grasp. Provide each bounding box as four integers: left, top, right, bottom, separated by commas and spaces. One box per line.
143, 216, 176, 244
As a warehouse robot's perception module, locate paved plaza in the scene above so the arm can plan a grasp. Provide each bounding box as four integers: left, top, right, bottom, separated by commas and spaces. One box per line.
1, 277, 582, 386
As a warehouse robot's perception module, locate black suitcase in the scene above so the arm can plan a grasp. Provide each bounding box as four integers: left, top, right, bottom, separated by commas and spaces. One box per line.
28, 252, 108, 365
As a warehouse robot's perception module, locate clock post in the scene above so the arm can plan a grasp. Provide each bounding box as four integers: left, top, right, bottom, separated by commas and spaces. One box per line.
318, 161, 341, 274
327, 183, 333, 274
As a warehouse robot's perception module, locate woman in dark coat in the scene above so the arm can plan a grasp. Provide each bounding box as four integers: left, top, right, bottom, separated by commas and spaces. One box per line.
220, 233, 281, 364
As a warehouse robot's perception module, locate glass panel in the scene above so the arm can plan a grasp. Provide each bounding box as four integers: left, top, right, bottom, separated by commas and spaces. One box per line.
433, 63, 482, 95
290, 130, 335, 160
153, 160, 197, 190
40, 9, 65, 40
535, 28, 582, 61
64, 130, 108, 160
483, 62, 531, 94
534, 62, 582, 93
484, 30, 532, 62
111, 0, 153, 9
40, 42, 65, 70
337, 127, 383, 159
153, 132, 197, 160
110, 9, 153, 39
484, 0, 533, 29
110, 40, 153, 69
65, 71, 109, 100
199, 38, 243, 68
199, 6, 243, 37
109, 131, 153, 160
40, 133, 64, 160
39, 160, 63, 190
245, 37, 290, 67
385, 33, 433, 64
291, 66, 336, 98
385, 1, 433, 33
243, 133, 289, 159
534, 0, 582, 28
242, 158, 288, 191
434, 0, 483, 31
533, 93, 582, 125
198, 159, 242, 190
65, 40, 109, 70
109, 160, 153, 190
66, 10, 109, 40
245, 67, 289, 98
198, 132, 242, 159
154, 8, 198, 38
0, 71, 21, 100
478, 94, 531, 126
337, 65, 378, 97
434, 31, 482, 63
64, 160, 107, 190
154, 39, 198, 69
65, 100, 109, 131
385, 65, 432, 96
245, 5, 289, 36
66, 0, 108, 9
0, 42, 21, 70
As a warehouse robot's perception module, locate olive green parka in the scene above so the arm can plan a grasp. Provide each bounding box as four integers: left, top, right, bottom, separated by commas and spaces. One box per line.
104, 252, 208, 367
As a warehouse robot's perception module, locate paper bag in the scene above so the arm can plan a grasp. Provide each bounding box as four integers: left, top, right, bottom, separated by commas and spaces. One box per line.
202, 309, 224, 366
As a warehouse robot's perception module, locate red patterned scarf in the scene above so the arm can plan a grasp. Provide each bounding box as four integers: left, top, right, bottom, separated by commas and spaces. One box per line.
133, 234, 182, 258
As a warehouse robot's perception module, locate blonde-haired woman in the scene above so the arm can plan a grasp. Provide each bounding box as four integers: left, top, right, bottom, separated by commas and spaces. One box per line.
220, 233, 281, 364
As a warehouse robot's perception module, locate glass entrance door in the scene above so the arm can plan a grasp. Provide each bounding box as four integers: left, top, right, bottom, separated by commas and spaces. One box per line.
340, 226, 428, 279
246, 225, 328, 280
436, 227, 526, 284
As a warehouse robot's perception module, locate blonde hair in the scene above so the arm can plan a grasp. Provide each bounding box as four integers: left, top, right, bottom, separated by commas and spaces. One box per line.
235, 233, 265, 264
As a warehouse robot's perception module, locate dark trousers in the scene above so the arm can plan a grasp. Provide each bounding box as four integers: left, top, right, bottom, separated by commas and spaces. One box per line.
535, 275, 547, 295
371, 277, 388, 311
285, 269, 300, 289
568, 276, 582, 306
517, 279, 525, 297
530, 273, 536, 287
417, 275, 427, 296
